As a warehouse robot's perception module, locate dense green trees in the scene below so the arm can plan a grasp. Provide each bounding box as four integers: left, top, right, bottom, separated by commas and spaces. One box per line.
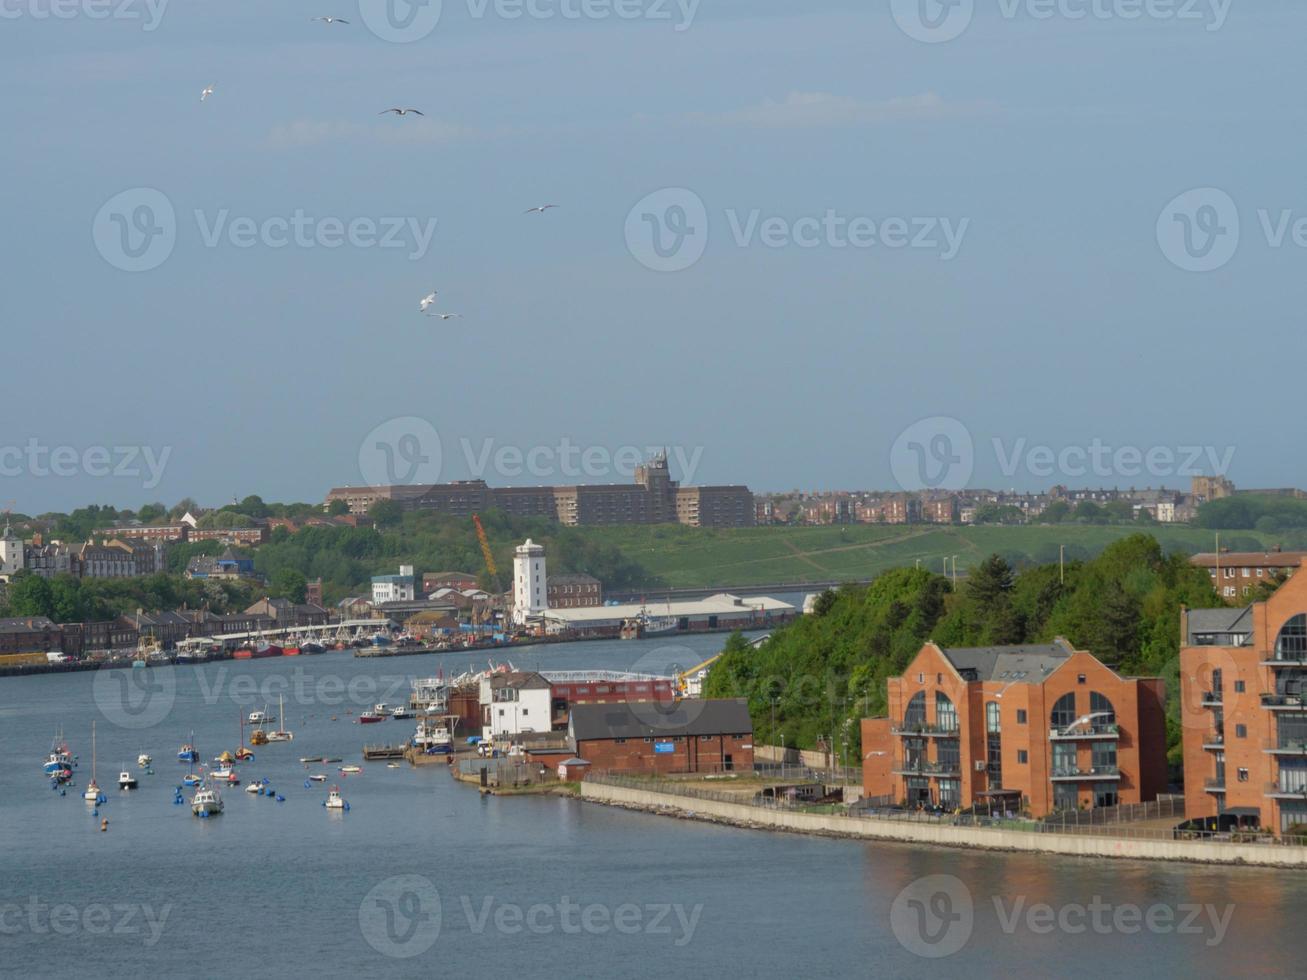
704, 533, 1221, 764
0, 569, 254, 621
1196, 494, 1307, 534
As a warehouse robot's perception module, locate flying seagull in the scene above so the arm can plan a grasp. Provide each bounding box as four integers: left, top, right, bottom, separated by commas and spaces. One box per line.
426, 313, 462, 320
311, 16, 349, 23
200, 84, 215, 102
523, 204, 559, 214
419, 292, 437, 313
379, 108, 424, 116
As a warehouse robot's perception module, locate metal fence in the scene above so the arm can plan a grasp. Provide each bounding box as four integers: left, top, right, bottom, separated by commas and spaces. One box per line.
1044, 794, 1185, 828
583, 773, 1307, 849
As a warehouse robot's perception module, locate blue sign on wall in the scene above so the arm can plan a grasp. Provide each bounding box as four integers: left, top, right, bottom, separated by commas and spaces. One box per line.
653, 742, 675, 754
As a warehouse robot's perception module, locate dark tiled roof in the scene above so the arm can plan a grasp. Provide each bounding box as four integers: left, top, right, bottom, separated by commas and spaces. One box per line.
570, 698, 752, 741
939, 639, 1075, 683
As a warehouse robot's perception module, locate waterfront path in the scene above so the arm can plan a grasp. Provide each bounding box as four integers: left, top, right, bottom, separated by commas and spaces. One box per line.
582, 777, 1307, 869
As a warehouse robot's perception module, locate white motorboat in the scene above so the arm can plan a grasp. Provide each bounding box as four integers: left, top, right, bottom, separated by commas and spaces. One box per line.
118, 770, 137, 790
191, 785, 224, 816
324, 785, 347, 810
248, 708, 270, 725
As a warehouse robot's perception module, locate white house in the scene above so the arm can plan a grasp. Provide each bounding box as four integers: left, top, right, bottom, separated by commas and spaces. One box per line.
512, 539, 547, 625
372, 564, 417, 605
479, 670, 553, 741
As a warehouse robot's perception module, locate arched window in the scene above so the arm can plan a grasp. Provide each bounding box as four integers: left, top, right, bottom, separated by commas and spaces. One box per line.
1050, 692, 1077, 731
1276, 614, 1307, 660
903, 691, 926, 729
935, 692, 958, 732
985, 701, 1001, 734
1090, 692, 1116, 726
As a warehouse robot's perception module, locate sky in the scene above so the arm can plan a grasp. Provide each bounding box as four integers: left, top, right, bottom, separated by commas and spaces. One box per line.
1, 0, 1304, 512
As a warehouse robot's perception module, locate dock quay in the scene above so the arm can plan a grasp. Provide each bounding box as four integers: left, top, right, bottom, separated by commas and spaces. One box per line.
361, 743, 408, 760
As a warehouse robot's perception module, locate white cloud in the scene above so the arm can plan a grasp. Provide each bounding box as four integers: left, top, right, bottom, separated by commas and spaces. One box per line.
685, 92, 995, 129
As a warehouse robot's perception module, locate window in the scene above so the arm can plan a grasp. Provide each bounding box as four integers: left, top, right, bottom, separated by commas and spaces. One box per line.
1236, 724, 1246, 738
985, 701, 1001, 734
1051, 693, 1077, 731
1237, 768, 1249, 783
1077, 674, 1086, 684
903, 691, 926, 729
1277, 615, 1307, 660
1234, 680, 1245, 693
1016, 710, 1027, 724
935, 692, 958, 732
1017, 750, 1028, 764
1091, 741, 1117, 770
1090, 691, 1116, 726
521, 709, 528, 716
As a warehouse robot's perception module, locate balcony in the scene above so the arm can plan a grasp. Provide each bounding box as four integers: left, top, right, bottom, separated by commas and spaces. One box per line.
1200, 690, 1223, 707
1203, 777, 1226, 793
1264, 782, 1307, 801
1263, 739, 1307, 756
892, 760, 962, 778
1050, 765, 1120, 782
1260, 694, 1307, 711
1260, 656, 1307, 668
890, 723, 960, 738
1202, 733, 1225, 751
1049, 724, 1119, 741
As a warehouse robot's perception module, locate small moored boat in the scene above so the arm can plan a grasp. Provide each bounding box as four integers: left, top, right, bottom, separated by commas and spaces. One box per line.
119, 770, 137, 790
191, 785, 223, 817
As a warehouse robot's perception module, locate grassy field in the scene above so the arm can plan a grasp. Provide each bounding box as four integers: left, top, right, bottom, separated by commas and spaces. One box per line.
582, 524, 1278, 589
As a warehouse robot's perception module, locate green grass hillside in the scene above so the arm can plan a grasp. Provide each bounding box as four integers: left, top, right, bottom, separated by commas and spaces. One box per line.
582, 523, 1279, 589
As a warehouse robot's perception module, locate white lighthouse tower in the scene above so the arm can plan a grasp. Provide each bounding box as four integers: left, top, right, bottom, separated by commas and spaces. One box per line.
0, 520, 24, 581
512, 538, 547, 625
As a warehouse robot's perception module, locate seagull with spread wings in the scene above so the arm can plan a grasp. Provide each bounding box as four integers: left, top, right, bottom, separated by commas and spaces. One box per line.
379, 107, 424, 116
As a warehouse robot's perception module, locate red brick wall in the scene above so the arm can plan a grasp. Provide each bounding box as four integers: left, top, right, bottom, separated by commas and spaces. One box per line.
578, 734, 753, 773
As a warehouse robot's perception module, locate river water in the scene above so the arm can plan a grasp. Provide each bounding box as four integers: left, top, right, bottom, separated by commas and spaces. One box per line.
1, 634, 1302, 977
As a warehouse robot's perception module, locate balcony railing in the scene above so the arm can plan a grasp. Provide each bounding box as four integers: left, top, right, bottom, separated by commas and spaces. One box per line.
1261, 694, 1307, 710
890, 723, 960, 738
1264, 782, 1307, 800
1260, 655, 1307, 668
1200, 690, 1223, 706
1202, 734, 1225, 750
1203, 777, 1226, 792
1049, 724, 1119, 741
892, 760, 962, 777
1264, 739, 1307, 756
1050, 765, 1120, 782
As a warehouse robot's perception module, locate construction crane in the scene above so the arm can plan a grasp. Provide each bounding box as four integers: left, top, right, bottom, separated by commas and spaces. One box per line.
472, 514, 500, 590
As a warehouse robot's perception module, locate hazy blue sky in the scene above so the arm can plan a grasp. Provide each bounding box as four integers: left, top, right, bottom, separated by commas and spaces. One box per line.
2, 0, 1303, 511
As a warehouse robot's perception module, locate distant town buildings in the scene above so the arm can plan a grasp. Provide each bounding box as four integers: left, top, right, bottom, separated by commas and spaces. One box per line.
757, 476, 1241, 527
372, 564, 418, 605
546, 573, 603, 609
1190, 550, 1306, 600
325, 452, 755, 528
861, 638, 1168, 817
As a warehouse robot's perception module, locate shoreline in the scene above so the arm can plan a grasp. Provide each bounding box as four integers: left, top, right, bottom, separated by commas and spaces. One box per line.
579, 779, 1307, 869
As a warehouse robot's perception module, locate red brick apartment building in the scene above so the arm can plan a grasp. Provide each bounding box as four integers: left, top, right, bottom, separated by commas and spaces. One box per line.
569, 698, 753, 774
1190, 551, 1306, 601
862, 639, 1167, 816
1181, 569, 1307, 834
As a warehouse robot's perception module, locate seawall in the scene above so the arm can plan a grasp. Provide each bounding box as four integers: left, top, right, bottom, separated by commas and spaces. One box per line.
580, 780, 1307, 869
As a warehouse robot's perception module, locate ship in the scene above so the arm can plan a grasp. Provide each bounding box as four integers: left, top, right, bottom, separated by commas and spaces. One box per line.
619, 605, 679, 640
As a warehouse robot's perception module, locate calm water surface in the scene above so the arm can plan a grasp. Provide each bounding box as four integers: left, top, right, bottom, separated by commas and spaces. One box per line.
1, 635, 1303, 978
